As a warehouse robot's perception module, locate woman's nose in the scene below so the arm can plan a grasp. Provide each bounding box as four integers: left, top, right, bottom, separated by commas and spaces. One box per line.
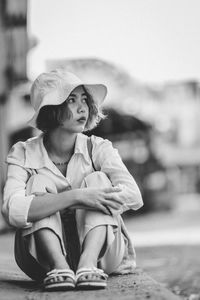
77, 102, 85, 113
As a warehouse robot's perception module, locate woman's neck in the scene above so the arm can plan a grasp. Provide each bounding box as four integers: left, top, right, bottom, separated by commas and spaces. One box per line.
44, 130, 77, 160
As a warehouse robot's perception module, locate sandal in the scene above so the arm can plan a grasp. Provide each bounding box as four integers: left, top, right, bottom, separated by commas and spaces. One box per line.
76, 267, 108, 289
43, 269, 76, 291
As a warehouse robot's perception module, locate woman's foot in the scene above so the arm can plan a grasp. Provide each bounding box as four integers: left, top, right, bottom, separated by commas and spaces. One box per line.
76, 267, 108, 290
34, 228, 75, 290
76, 225, 108, 289
44, 269, 76, 291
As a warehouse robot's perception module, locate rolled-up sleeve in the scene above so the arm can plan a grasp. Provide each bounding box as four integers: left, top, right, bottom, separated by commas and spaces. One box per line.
92, 136, 143, 212
2, 164, 34, 228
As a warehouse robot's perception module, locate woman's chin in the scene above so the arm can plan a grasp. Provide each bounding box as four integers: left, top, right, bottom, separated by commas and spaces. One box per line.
62, 125, 85, 134
76, 123, 86, 132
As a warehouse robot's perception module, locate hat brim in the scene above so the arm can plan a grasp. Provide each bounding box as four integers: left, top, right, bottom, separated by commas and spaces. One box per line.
28, 83, 107, 128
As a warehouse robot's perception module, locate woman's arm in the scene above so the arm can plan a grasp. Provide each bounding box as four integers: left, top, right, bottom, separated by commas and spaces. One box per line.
2, 164, 34, 228
92, 136, 143, 213
28, 185, 123, 223
2, 164, 124, 227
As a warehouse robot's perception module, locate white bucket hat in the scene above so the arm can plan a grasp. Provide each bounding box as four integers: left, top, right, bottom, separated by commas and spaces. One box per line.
28, 69, 107, 128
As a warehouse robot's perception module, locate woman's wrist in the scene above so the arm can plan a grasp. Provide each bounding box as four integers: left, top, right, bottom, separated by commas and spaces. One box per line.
64, 188, 82, 208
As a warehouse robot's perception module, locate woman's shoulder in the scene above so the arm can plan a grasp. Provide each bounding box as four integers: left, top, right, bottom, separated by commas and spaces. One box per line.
6, 141, 26, 165
90, 134, 113, 151
6, 135, 41, 166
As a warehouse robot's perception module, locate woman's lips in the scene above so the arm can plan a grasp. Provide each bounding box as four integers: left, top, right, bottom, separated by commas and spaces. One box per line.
77, 117, 86, 123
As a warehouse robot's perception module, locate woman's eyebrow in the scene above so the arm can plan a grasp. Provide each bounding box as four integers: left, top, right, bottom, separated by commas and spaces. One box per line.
69, 92, 87, 97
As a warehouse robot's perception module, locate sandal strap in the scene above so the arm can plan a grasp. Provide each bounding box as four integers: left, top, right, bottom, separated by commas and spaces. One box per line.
76, 267, 108, 281
47, 268, 75, 276
44, 269, 75, 284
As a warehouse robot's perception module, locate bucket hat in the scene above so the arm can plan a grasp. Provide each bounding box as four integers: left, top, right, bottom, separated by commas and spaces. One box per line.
28, 69, 107, 128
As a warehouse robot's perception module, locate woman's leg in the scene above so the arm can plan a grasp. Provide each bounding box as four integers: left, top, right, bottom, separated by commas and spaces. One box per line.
15, 174, 73, 283
32, 228, 76, 290
34, 228, 70, 270
77, 225, 106, 269
76, 171, 126, 275
15, 227, 71, 283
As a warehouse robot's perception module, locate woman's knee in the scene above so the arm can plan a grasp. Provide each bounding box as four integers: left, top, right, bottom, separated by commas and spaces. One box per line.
77, 209, 118, 232
81, 171, 112, 189
78, 170, 118, 227
77, 210, 119, 250
26, 174, 57, 196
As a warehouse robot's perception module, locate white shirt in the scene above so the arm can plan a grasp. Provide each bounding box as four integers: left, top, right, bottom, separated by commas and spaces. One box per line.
2, 133, 143, 228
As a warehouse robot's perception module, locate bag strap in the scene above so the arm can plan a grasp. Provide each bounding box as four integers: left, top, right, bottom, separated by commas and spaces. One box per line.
87, 136, 96, 171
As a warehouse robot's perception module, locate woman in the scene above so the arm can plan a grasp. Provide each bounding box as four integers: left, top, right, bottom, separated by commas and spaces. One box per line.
2, 69, 143, 291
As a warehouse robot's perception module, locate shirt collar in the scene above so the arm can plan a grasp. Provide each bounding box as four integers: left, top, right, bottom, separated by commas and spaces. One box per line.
24, 132, 90, 169
73, 133, 91, 164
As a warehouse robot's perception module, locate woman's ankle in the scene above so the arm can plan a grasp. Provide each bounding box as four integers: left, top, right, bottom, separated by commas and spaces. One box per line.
49, 255, 70, 270
77, 251, 97, 270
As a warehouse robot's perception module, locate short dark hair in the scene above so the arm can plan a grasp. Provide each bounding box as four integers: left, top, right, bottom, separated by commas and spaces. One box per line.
36, 85, 105, 133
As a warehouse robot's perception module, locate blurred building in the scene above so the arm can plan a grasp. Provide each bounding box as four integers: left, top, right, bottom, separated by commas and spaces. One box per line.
0, 0, 28, 230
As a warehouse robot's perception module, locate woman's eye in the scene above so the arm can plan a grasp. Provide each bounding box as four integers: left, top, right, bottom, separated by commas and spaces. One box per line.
82, 98, 87, 103
67, 98, 74, 103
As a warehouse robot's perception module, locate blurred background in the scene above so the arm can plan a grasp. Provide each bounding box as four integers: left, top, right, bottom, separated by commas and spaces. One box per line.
0, 0, 200, 298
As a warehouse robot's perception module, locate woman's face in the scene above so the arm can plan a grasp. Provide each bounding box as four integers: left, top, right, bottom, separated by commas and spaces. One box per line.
61, 85, 89, 133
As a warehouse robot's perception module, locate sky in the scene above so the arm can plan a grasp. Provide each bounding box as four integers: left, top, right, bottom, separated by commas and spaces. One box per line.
27, 0, 200, 84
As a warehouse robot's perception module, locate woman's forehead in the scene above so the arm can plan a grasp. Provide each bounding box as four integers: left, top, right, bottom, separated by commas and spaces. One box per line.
70, 85, 86, 96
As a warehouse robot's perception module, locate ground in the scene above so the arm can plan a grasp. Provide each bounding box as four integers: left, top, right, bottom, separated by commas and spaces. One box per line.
136, 245, 200, 299
124, 199, 200, 300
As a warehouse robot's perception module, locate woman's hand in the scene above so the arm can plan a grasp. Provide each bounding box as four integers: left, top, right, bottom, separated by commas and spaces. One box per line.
71, 186, 124, 214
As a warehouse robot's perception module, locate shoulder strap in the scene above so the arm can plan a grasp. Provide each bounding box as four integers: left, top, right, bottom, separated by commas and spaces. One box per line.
87, 136, 96, 171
